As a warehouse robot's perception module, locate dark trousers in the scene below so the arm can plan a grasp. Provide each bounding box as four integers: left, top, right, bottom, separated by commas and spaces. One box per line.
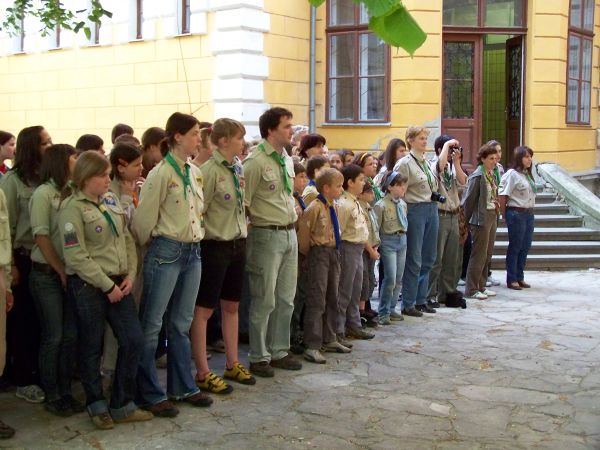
67, 275, 143, 416
505, 209, 534, 284
30, 268, 77, 401
290, 253, 307, 345
5, 251, 40, 386
304, 247, 340, 349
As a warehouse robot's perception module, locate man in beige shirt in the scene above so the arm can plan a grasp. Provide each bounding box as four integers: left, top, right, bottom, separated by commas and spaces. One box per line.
243, 107, 302, 377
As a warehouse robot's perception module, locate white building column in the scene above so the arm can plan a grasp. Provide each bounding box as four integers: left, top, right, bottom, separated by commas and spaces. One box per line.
209, 0, 270, 139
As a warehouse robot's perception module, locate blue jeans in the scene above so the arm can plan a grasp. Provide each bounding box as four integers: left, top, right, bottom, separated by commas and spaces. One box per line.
378, 233, 407, 318
67, 275, 143, 420
505, 208, 534, 284
402, 202, 439, 309
30, 268, 77, 402
137, 236, 202, 405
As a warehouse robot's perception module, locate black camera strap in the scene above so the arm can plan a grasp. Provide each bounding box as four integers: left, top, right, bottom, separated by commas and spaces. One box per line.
410, 153, 435, 192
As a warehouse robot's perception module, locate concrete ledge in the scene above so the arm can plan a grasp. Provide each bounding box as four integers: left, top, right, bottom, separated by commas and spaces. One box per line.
536, 162, 600, 230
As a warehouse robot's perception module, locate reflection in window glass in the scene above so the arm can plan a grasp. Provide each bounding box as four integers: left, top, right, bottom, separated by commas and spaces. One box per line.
360, 77, 385, 120
330, 34, 355, 77
568, 35, 581, 79
583, 0, 594, 30
330, 0, 355, 26
359, 4, 369, 24
443, 42, 474, 119
330, 78, 354, 120
582, 39, 592, 81
581, 81, 591, 123
443, 0, 478, 26
360, 34, 385, 76
485, 0, 524, 27
570, 0, 582, 28
567, 80, 579, 123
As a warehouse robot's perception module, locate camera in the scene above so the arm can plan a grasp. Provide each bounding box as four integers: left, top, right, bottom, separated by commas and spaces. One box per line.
431, 192, 447, 204
449, 146, 463, 156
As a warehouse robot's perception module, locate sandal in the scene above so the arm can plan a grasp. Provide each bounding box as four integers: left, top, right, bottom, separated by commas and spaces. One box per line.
0, 420, 15, 439
195, 372, 233, 394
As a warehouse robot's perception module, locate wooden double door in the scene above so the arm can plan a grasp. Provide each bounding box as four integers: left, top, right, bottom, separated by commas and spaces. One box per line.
441, 34, 524, 170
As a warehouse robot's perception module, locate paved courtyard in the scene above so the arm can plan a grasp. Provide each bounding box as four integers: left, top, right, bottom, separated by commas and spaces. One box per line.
0, 270, 599, 449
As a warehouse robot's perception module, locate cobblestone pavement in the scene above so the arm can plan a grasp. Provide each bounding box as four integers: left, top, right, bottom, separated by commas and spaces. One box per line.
1, 270, 599, 449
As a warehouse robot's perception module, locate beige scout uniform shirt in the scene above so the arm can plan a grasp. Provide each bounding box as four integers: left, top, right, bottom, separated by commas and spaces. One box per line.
393, 151, 439, 204
337, 191, 368, 244
359, 199, 381, 248
243, 140, 297, 227
59, 190, 137, 293
109, 178, 136, 223
0, 171, 35, 250
302, 183, 319, 207
0, 190, 12, 288
200, 150, 247, 241
132, 153, 205, 245
30, 181, 64, 264
297, 197, 338, 256
430, 158, 463, 212
498, 169, 536, 209
374, 194, 407, 235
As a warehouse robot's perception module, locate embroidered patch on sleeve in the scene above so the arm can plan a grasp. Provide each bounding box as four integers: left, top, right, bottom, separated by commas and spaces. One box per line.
63, 222, 79, 248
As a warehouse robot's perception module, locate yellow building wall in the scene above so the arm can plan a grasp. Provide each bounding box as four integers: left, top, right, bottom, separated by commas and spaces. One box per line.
0, 24, 215, 147
315, 0, 443, 153
524, 0, 599, 172
263, 0, 311, 125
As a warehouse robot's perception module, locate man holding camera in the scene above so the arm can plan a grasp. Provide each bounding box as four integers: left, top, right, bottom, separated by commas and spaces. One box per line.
426, 135, 467, 309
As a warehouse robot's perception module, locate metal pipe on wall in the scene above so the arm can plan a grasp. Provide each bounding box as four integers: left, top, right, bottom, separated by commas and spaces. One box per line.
309, 5, 316, 133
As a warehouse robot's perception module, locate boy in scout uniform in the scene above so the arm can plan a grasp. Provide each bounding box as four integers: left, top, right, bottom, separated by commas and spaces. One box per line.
337, 164, 375, 341
427, 135, 466, 308
297, 168, 349, 364
0, 188, 15, 439
243, 107, 302, 377
59, 151, 151, 429
190, 118, 256, 395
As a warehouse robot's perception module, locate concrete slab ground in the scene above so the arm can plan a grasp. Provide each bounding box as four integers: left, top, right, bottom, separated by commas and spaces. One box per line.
1, 270, 599, 449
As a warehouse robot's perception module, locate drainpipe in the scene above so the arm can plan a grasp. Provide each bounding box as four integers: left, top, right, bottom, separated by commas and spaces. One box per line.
309, 5, 316, 132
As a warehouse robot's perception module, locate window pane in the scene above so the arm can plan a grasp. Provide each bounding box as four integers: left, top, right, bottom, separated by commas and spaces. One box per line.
359, 77, 385, 120
330, 34, 355, 77
583, 0, 594, 30
443, 0, 478, 26
443, 42, 474, 118
485, 0, 524, 27
581, 81, 591, 123
567, 79, 579, 122
359, 4, 369, 24
330, 78, 355, 120
570, 0, 582, 28
582, 38, 592, 81
360, 33, 385, 76
568, 35, 581, 79
329, 0, 355, 26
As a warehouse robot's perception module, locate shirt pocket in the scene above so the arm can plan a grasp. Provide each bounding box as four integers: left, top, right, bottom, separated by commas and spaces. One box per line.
0, 212, 8, 241
82, 209, 105, 240
261, 169, 279, 193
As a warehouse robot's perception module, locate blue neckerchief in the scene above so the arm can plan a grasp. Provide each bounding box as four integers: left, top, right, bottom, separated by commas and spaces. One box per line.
293, 192, 306, 211
317, 193, 341, 249
308, 179, 316, 187
391, 197, 408, 230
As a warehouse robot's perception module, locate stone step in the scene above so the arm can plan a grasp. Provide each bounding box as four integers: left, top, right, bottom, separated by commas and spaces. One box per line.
498, 214, 583, 227
493, 240, 600, 255
495, 227, 600, 241
533, 203, 570, 215
534, 192, 559, 204
491, 254, 600, 270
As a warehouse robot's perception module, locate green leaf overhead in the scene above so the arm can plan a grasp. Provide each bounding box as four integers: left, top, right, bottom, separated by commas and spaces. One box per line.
361, 0, 400, 18
369, 3, 427, 56
308, 0, 327, 6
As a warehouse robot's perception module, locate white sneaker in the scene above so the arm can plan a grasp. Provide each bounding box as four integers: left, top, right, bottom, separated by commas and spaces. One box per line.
458, 279, 466, 286
467, 292, 488, 300
487, 276, 500, 286
482, 289, 496, 297
322, 341, 351, 354
485, 280, 492, 287
303, 348, 326, 364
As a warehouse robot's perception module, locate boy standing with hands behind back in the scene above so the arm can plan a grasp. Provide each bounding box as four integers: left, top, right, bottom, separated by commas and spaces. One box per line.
297, 168, 350, 363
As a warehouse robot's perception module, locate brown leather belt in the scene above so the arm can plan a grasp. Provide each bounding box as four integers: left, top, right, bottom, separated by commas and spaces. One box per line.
31, 261, 56, 275
253, 223, 295, 231
438, 208, 460, 216
507, 206, 534, 213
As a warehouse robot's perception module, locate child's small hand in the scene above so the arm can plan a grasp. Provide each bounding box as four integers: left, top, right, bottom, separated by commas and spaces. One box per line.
369, 249, 380, 260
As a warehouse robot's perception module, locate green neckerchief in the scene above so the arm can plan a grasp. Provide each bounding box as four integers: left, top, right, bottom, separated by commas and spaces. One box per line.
410, 152, 434, 191
165, 151, 192, 199
368, 177, 383, 202
493, 166, 501, 185
442, 166, 453, 191
524, 171, 536, 192
84, 199, 119, 237
219, 153, 244, 212
258, 143, 292, 195
481, 166, 498, 199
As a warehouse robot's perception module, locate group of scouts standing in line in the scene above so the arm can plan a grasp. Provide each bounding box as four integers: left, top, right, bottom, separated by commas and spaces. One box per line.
0, 106, 538, 437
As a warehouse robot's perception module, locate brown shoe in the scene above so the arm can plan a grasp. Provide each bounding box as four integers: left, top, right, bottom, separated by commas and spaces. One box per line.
91, 412, 114, 430
180, 391, 213, 408
507, 282, 522, 290
346, 327, 375, 340
0, 419, 15, 439
143, 400, 179, 418
113, 408, 154, 424
517, 281, 531, 288
270, 354, 302, 370
249, 361, 274, 378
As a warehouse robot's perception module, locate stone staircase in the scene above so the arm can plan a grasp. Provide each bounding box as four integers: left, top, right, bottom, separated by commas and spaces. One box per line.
491, 191, 600, 270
